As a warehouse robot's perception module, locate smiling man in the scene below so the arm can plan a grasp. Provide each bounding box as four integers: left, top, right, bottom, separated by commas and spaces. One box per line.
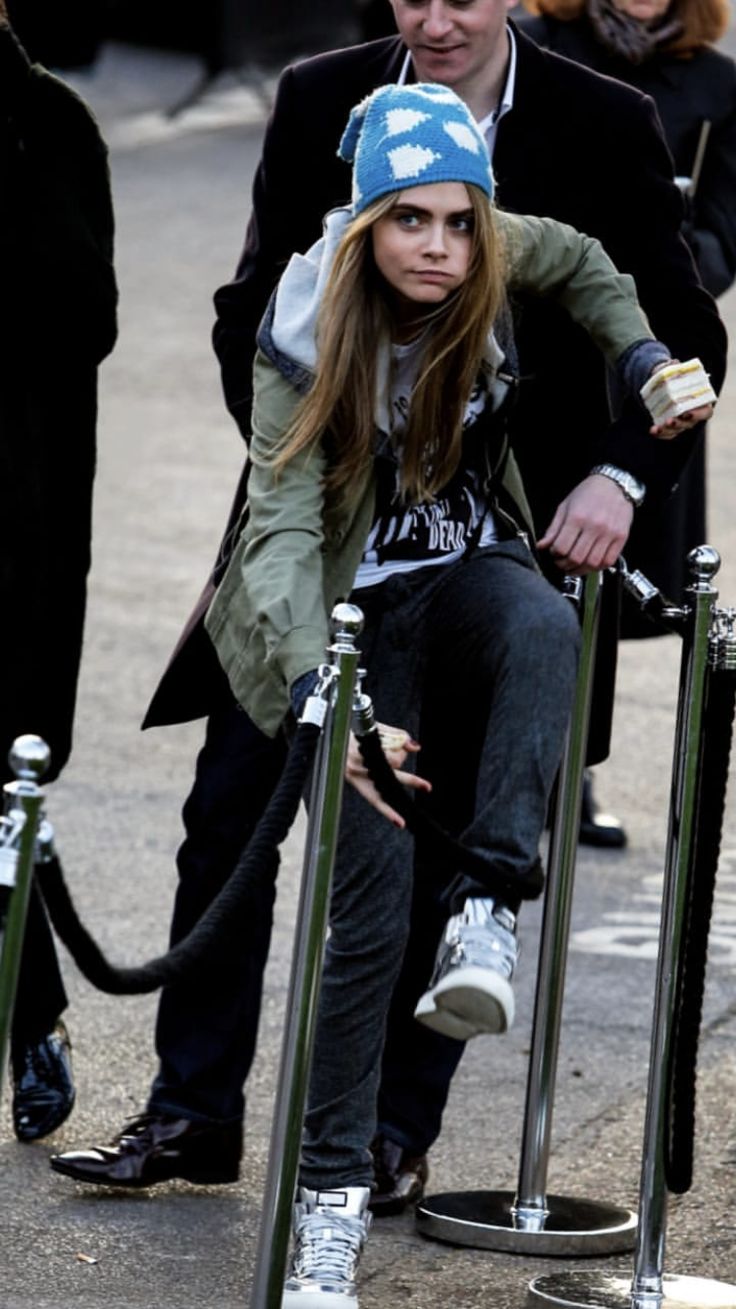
52, 0, 726, 1230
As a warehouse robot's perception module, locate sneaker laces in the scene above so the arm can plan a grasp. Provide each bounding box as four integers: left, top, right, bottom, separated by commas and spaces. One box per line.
292, 1212, 367, 1283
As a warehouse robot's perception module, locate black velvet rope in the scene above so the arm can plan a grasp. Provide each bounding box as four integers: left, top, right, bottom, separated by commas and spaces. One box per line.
665, 666, 736, 1194
356, 727, 544, 903
36, 721, 321, 995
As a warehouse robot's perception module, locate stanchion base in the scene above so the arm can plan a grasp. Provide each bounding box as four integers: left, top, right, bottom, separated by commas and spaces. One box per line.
527, 1271, 736, 1308
415, 1191, 637, 1256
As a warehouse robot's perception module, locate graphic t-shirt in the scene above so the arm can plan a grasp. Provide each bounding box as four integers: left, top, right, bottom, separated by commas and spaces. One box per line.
353, 337, 499, 591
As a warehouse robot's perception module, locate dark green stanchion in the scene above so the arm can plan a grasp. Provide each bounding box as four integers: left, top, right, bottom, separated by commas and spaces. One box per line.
0, 735, 50, 1101
249, 604, 364, 1309
529, 546, 736, 1309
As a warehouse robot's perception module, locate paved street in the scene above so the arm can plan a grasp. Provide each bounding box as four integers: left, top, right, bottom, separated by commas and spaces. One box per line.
1, 32, 735, 1309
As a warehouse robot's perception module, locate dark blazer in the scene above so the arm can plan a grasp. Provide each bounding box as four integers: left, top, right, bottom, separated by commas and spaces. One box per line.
145, 25, 726, 729
519, 12, 735, 627
0, 26, 117, 780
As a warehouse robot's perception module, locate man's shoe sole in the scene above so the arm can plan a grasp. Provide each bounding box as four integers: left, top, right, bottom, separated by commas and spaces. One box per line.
414, 966, 514, 1038
49, 1155, 239, 1188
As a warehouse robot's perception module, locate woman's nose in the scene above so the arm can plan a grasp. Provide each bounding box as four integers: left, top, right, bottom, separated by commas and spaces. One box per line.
423, 223, 449, 256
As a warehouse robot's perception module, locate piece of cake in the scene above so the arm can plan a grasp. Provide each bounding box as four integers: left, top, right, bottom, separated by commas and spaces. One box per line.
640, 358, 716, 425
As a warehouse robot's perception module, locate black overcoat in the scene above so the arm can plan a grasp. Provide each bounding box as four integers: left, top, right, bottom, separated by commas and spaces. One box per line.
519, 12, 735, 625
145, 25, 726, 737
0, 28, 117, 781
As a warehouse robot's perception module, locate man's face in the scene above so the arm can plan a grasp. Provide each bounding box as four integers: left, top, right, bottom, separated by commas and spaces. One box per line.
389, 0, 514, 90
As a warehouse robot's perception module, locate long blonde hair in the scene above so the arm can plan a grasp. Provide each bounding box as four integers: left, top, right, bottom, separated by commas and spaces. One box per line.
521, 0, 730, 52
274, 185, 508, 505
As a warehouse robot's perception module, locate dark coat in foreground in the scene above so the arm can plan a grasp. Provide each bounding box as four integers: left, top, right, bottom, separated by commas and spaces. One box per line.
0, 26, 117, 781
145, 25, 726, 735
519, 11, 736, 625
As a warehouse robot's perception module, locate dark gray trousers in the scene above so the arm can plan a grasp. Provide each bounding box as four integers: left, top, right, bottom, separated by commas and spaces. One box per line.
300, 541, 581, 1189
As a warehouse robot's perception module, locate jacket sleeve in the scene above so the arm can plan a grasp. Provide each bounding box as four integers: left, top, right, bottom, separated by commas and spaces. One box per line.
501, 210, 657, 378
236, 352, 330, 692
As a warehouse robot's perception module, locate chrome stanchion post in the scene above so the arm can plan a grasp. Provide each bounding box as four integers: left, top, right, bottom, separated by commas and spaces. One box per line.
0, 735, 50, 1102
417, 572, 637, 1254
249, 603, 364, 1309
529, 547, 736, 1309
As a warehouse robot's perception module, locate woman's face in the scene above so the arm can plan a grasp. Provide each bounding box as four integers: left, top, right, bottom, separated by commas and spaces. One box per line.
611, 0, 672, 21
371, 182, 474, 318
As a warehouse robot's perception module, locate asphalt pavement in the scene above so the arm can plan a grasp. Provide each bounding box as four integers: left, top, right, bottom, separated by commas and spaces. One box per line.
1, 35, 735, 1309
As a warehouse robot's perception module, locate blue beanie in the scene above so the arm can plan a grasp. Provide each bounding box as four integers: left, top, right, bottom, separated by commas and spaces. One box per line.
338, 83, 494, 214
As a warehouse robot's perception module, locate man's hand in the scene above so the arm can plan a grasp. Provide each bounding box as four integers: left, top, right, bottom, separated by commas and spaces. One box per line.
538, 474, 634, 574
649, 402, 714, 439
345, 724, 431, 827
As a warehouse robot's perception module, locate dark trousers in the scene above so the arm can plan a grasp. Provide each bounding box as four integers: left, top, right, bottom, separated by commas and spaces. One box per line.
148, 545, 579, 1161
148, 703, 286, 1124
147, 694, 464, 1144
11, 885, 67, 1057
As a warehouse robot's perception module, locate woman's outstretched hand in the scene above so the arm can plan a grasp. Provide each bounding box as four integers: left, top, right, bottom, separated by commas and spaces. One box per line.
345, 723, 431, 827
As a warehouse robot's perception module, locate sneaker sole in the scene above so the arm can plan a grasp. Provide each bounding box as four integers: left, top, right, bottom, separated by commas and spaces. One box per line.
282, 1288, 357, 1308
413, 991, 480, 1041
415, 966, 514, 1038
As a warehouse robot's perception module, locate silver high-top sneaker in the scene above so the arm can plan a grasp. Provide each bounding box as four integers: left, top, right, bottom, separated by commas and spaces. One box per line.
282, 1186, 372, 1309
414, 897, 518, 1040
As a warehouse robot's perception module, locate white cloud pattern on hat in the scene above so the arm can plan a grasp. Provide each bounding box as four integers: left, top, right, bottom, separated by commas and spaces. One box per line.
388, 144, 441, 181
385, 108, 430, 137
443, 121, 482, 154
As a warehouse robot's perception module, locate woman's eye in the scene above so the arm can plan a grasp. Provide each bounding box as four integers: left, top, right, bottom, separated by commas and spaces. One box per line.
452, 216, 474, 232
398, 213, 420, 228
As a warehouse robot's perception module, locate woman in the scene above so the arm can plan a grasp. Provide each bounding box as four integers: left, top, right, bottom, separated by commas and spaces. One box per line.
205, 84, 709, 1308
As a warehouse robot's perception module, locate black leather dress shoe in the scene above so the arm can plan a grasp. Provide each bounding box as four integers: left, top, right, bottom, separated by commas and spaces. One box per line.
578, 772, 627, 849
50, 1112, 242, 1187
369, 1131, 429, 1216
12, 1022, 75, 1142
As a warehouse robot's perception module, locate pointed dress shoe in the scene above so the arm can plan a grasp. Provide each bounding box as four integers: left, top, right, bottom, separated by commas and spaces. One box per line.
49, 1112, 242, 1187
369, 1131, 429, 1216
12, 1022, 75, 1142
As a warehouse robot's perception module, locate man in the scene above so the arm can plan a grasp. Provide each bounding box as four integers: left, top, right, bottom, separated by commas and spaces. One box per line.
52, 0, 725, 1206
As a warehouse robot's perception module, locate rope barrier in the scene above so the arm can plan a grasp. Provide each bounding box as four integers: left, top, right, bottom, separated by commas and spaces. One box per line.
36, 720, 320, 994
665, 664, 736, 1194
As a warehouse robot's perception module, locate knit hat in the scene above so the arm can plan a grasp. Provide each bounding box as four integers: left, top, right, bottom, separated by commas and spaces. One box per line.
338, 82, 494, 214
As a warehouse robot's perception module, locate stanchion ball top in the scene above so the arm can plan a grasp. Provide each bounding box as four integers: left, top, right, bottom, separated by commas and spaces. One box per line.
688, 544, 721, 583
8, 735, 51, 782
331, 603, 364, 641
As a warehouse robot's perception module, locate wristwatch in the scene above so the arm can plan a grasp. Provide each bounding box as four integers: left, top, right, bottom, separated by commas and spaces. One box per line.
590, 463, 646, 508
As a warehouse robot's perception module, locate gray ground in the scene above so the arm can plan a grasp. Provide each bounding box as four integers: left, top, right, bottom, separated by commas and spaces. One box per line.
1, 32, 736, 1309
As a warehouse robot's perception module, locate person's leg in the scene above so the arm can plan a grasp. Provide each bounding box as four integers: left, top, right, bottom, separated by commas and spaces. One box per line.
381, 544, 579, 1123
413, 543, 580, 1036
11, 885, 68, 1047
149, 698, 287, 1124
50, 699, 288, 1187
10, 885, 74, 1142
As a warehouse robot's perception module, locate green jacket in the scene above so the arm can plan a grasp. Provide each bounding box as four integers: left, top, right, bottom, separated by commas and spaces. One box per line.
206, 208, 657, 736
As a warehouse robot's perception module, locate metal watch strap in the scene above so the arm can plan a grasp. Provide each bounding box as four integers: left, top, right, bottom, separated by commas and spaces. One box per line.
590, 463, 646, 508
